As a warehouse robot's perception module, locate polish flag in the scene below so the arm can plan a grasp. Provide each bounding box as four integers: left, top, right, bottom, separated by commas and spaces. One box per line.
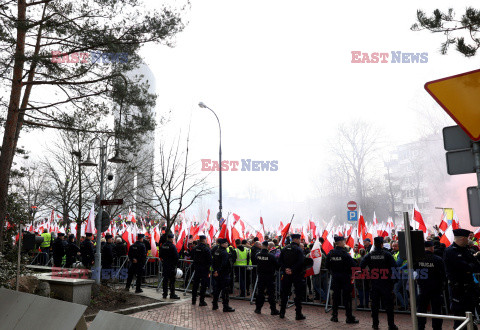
175, 220, 188, 253
126, 208, 136, 223
412, 202, 427, 236
372, 212, 378, 226
302, 223, 310, 244
280, 222, 292, 246
452, 210, 460, 230
440, 225, 454, 247
439, 210, 448, 233
150, 228, 158, 257
277, 221, 284, 236
322, 217, 334, 240
357, 209, 367, 241
346, 224, 357, 249
309, 220, 317, 239
85, 204, 96, 234
305, 239, 322, 277
323, 229, 335, 254
260, 217, 266, 234
474, 227, 480, 240
153, 225, 161, 243
386, 217, 395, 237
121, 224, 133, 249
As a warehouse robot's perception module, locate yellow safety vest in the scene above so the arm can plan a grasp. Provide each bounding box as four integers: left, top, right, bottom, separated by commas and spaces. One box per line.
234, 248, 248, 266
40, 233, 51, 248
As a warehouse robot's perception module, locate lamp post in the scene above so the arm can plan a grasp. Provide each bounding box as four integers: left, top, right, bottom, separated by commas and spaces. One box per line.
80, 136, 127, 284
198, 102, 223, 223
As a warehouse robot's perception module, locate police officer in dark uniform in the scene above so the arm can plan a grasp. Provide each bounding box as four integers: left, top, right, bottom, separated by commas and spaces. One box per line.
65, 234, 80, 268
414, 240, 446, 330
80, 233, 95, 269
101, 234, 116, 278
325, 235, 359, 324
212, 238, 235, 312
159, 233, 180, 299
125, 233, 147, 293
360, 236, 398, 330
52, 233, 67, 267
254, 240, 280, 315
191, 235, 211, 306
444, 228, 480, 329
279, 233, 306, 320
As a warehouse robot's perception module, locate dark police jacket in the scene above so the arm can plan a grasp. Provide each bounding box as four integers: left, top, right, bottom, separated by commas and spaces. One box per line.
279, 242, 305, 277
192, 242, 212, 272
444, 242, 480, 285
325, 246, 357, 281
80, 239, 95, 265
66, 241, 80, 264
360, 247, 396, 286
413, 250, 446, 290
159, 241, 179, 269
128, 240, 147, 266
213, 246, 232, 277
115, 242, 127, 257
52, 238, 67, 262
255, 249, 279, 277
102, 242, 116, 268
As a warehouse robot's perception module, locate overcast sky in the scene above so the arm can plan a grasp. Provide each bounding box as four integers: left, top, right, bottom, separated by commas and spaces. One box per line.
23, 0, 480, 229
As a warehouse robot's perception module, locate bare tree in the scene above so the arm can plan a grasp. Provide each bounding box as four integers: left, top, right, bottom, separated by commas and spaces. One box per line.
137, 135, 212, 235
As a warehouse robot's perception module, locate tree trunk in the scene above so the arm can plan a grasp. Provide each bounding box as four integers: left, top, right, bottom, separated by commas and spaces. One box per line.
0, 0, 27, 252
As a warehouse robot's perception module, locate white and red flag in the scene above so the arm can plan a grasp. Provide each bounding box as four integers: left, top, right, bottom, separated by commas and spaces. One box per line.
85, 204, 96, 234
305, 239, 322, 277
439, 210, 448, 233
440, 224, 454, 247
412, 202, 427, 236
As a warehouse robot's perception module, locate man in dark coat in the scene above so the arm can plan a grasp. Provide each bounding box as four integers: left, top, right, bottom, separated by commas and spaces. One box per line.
159, 233, 180, 299
65, 234, 80, 268
212, 238, 235, 312
80, 233, 95, 269
101, 234, 116, 279
254, 241, 280, 315
191, 235, 212, 306
125, 234, 147, 293
52, 233, 67, 267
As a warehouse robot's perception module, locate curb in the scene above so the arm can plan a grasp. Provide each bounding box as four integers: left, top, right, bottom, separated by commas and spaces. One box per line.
85, 301, 171, 322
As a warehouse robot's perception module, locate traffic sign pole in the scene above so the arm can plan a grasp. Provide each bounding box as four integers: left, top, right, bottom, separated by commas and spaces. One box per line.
472, 142, 480, 217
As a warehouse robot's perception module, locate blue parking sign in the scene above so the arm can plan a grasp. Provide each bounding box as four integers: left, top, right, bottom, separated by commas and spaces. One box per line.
347, 210, 358, 221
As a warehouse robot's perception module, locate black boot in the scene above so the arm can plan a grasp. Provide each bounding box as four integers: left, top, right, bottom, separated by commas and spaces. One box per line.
279, 308, 285, 319
192, 298, 196, 305
254, 308, 261, 314
199, 300, 207, 307
223, 306, 235, 312
271, 309, 280, 316
346, 316, 359, 324
296, 313, 306, 321
170, 294, 180, 299
212, 302, 219, 310
330, 315, 338, 322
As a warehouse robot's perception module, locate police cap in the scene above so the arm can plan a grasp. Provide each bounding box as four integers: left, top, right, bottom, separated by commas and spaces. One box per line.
199, 235, 207, 240
291, 234, 301, 239
85, 233, 93, 238
262, 240, 269, 247
218, 238, 228, 244
363, 238, 371, 243
137, 233, 145, 239
334, 236, 345, 242
105, 234, 113, 239
424, 240, 434, 247
453, 229, 471, 237
167, 233, 175, 238
57, 233, 65, 237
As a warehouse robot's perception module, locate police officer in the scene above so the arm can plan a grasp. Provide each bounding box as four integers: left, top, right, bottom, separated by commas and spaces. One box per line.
279, 233, 306, 320
414, 240, 446, 330
360, 236, 398, 330
254, 240, 280, 315
325, 236, 359, 324
191, 235, 211, 306
159, 233, 180, 299
52, 233, 67, 267
65, 234, 80, 268
101, 234, 116, 278
444, 228, 480, 328
40, 229, 52, 265
80, 233, 95, 269
212, 238, 235, 312
125, 233, 147, 293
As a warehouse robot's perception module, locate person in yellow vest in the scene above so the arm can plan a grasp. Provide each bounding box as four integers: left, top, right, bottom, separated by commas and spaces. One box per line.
353, 244, 361, 260
234, 239, 251, 297
40, 229, 52, 265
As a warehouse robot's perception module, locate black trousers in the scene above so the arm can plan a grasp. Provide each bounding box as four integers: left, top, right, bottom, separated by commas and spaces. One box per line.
280, 274, 306, 314
256, 275, 276, 310
332, 278, 353, 318
213, 275, 230, 307
371, 283, 395, 327
192, 270, 209, 301
417, 287, 443, 330
162, 269, 176, 296
449, 285, 478, 329
126, 263, 143, 291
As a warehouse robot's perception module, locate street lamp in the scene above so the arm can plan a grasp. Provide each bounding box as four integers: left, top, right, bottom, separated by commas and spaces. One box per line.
198, 102, 223, 223
80, 135, 127, 284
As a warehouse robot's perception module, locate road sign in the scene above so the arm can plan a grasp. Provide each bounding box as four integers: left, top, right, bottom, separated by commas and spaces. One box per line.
96, 210, 111, 232
446, 149, 476, 175
347, 201, 357, 211
467, 187, 480, 226
100, 199, 123, 206
425, 69, 480, 141
443, 125, 473, 151
347, 210, 358, 221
